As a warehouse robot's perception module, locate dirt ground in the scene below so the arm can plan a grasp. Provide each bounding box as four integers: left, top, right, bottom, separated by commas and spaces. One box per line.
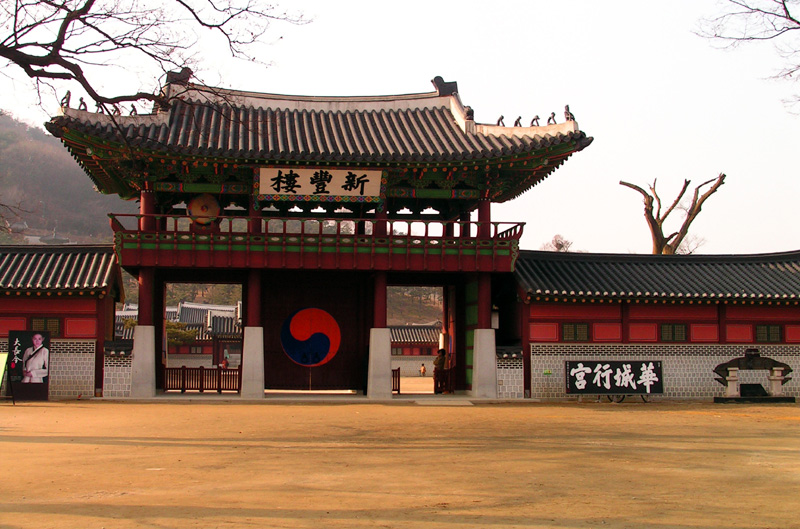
1, 397, 799, 529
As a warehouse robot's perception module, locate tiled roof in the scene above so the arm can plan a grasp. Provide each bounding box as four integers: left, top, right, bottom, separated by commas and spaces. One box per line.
177, 301, 237, 325
515, 250, 800, 301
208, 314, 241, 338
116, 303, 242, 340
50, 97, 591, 165
115, 323, 135, 340
390, 325, 441, 343
0, 245, 118, 295
45, 78, 592, 201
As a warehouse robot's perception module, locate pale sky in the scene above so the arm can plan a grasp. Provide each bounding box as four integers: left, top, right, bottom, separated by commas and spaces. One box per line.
3, 1, 797, 255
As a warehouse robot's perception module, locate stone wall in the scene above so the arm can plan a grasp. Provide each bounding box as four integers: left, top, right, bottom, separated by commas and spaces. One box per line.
530, 343, 800, 399
497, 357, 524, 399
49, 340, 95, 398
391, 354, 437, 377
167, 354, 213, 369
166, 354, 242, 369
104, 356, 132, 398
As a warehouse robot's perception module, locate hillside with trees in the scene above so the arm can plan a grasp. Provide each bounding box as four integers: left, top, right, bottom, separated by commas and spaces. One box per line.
0, 113, 138, 243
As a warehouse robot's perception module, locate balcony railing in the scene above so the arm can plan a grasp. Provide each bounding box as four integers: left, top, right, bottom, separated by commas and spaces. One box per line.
110, 213, 523, 239
109, 214, 524, 272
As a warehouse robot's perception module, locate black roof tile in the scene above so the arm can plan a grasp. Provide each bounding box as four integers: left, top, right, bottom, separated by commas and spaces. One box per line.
47, 83, 592, 166
515, 250, 800, 301
0, 245, 117, 294
389, 324, 441, 343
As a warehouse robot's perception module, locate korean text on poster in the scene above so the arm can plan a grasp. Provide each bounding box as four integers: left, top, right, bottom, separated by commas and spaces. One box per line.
565, 360, 663, 395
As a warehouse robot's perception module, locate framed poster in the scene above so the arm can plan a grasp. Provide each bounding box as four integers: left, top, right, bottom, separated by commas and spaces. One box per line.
7, 331, 50, 401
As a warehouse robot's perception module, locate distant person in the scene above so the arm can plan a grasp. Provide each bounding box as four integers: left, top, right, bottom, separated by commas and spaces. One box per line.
22, 333, 49, 383
419, 363, 426, 377
433, 349, 446, 394
220, 357, 229, 369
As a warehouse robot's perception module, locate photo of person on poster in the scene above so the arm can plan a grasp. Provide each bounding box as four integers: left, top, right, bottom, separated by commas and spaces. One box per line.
21, 332, 49, 383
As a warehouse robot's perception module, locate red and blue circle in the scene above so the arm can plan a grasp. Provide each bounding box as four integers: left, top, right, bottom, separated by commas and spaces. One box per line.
280, 308, 341, 367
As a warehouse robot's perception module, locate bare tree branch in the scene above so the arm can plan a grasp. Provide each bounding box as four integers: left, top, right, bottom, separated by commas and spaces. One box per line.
540, 234, 574, 252
699, 0, 800, 105
620, 173, 726, 254
0, 0, 307, 108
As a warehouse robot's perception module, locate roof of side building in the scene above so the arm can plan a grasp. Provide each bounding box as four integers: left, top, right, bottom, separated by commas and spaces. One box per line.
515, 250, 800, 302
0, 245, 120, 298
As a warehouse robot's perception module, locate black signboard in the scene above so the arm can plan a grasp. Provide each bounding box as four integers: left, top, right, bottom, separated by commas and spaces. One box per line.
565, 360, 663, 395
7, 331, 50, 401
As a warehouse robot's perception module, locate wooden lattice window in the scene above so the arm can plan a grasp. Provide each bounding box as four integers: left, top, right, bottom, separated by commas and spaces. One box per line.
31, 317, 60, 337
391, 347, 403, 356
660, 324, 687, 342
562, 323, 589, 342
755, 325, 781, 343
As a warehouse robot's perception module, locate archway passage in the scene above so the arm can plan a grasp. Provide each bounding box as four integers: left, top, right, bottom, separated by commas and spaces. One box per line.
161, 282, 243, 394
388, 285, 445, 395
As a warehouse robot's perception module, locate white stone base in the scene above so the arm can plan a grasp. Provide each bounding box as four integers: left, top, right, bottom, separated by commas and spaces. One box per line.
241, 327, 264, 398
470, 329, 497, 399
367, 328, 392, 399
130, 325, 156, 398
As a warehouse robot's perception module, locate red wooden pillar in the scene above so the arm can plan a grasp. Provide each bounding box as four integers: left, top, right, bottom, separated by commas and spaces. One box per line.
621, 302, 630, 344
477, 273, 491, 329
138, 267, 155, 326
522, 300, 531, 398
94, 295, 108, 396
478, 199, 491, 238
140, 183, 156, 231
374, 211, 388, 237
459, 212, 471, 238
248, 200, 262, 234
718, 302, 727, 344
374, 271, 387, 328
445, 220, 455, 238
246, 269, 261, 327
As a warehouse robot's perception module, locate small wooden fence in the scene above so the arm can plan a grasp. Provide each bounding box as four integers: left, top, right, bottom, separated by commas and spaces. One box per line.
163, 365, 242, 393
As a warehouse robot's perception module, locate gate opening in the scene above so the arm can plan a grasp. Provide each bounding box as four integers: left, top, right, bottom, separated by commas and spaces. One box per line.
162, 283, 243, 394
388, 286, 444, 395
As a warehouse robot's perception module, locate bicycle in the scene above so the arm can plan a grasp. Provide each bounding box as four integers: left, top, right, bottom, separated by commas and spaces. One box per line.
605, 394, 649, 403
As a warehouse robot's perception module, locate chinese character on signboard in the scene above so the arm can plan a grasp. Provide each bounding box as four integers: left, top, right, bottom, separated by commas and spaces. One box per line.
259, 167, 382, 199
565, 360, 663, 395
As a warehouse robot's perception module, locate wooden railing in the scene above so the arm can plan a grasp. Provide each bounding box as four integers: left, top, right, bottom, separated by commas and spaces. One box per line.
392, 368, 401, 394
109, 213, 524, 241
163, 365, 242, 393
110, 214, 523, 272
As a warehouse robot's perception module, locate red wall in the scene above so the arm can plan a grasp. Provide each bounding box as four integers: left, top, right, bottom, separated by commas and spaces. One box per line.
0, 296, 107, 339
527, 301, 800, 345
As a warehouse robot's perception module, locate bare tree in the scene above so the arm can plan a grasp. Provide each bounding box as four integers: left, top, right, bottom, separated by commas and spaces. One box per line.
620, 173, 725, 255
0, 0, 305, 109
675, 233, 707, 255
540, 234, 574, 252
699, 1, 800, 103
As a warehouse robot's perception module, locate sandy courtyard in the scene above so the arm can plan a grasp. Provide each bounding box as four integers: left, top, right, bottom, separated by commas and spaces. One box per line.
1, 398, 799, 529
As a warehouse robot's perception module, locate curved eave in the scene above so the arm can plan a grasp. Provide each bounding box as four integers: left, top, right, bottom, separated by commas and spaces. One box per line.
492, 133, 593, 202
48, 118, 593, 201
48, 114, 591, 163
0, 289, 108, 297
